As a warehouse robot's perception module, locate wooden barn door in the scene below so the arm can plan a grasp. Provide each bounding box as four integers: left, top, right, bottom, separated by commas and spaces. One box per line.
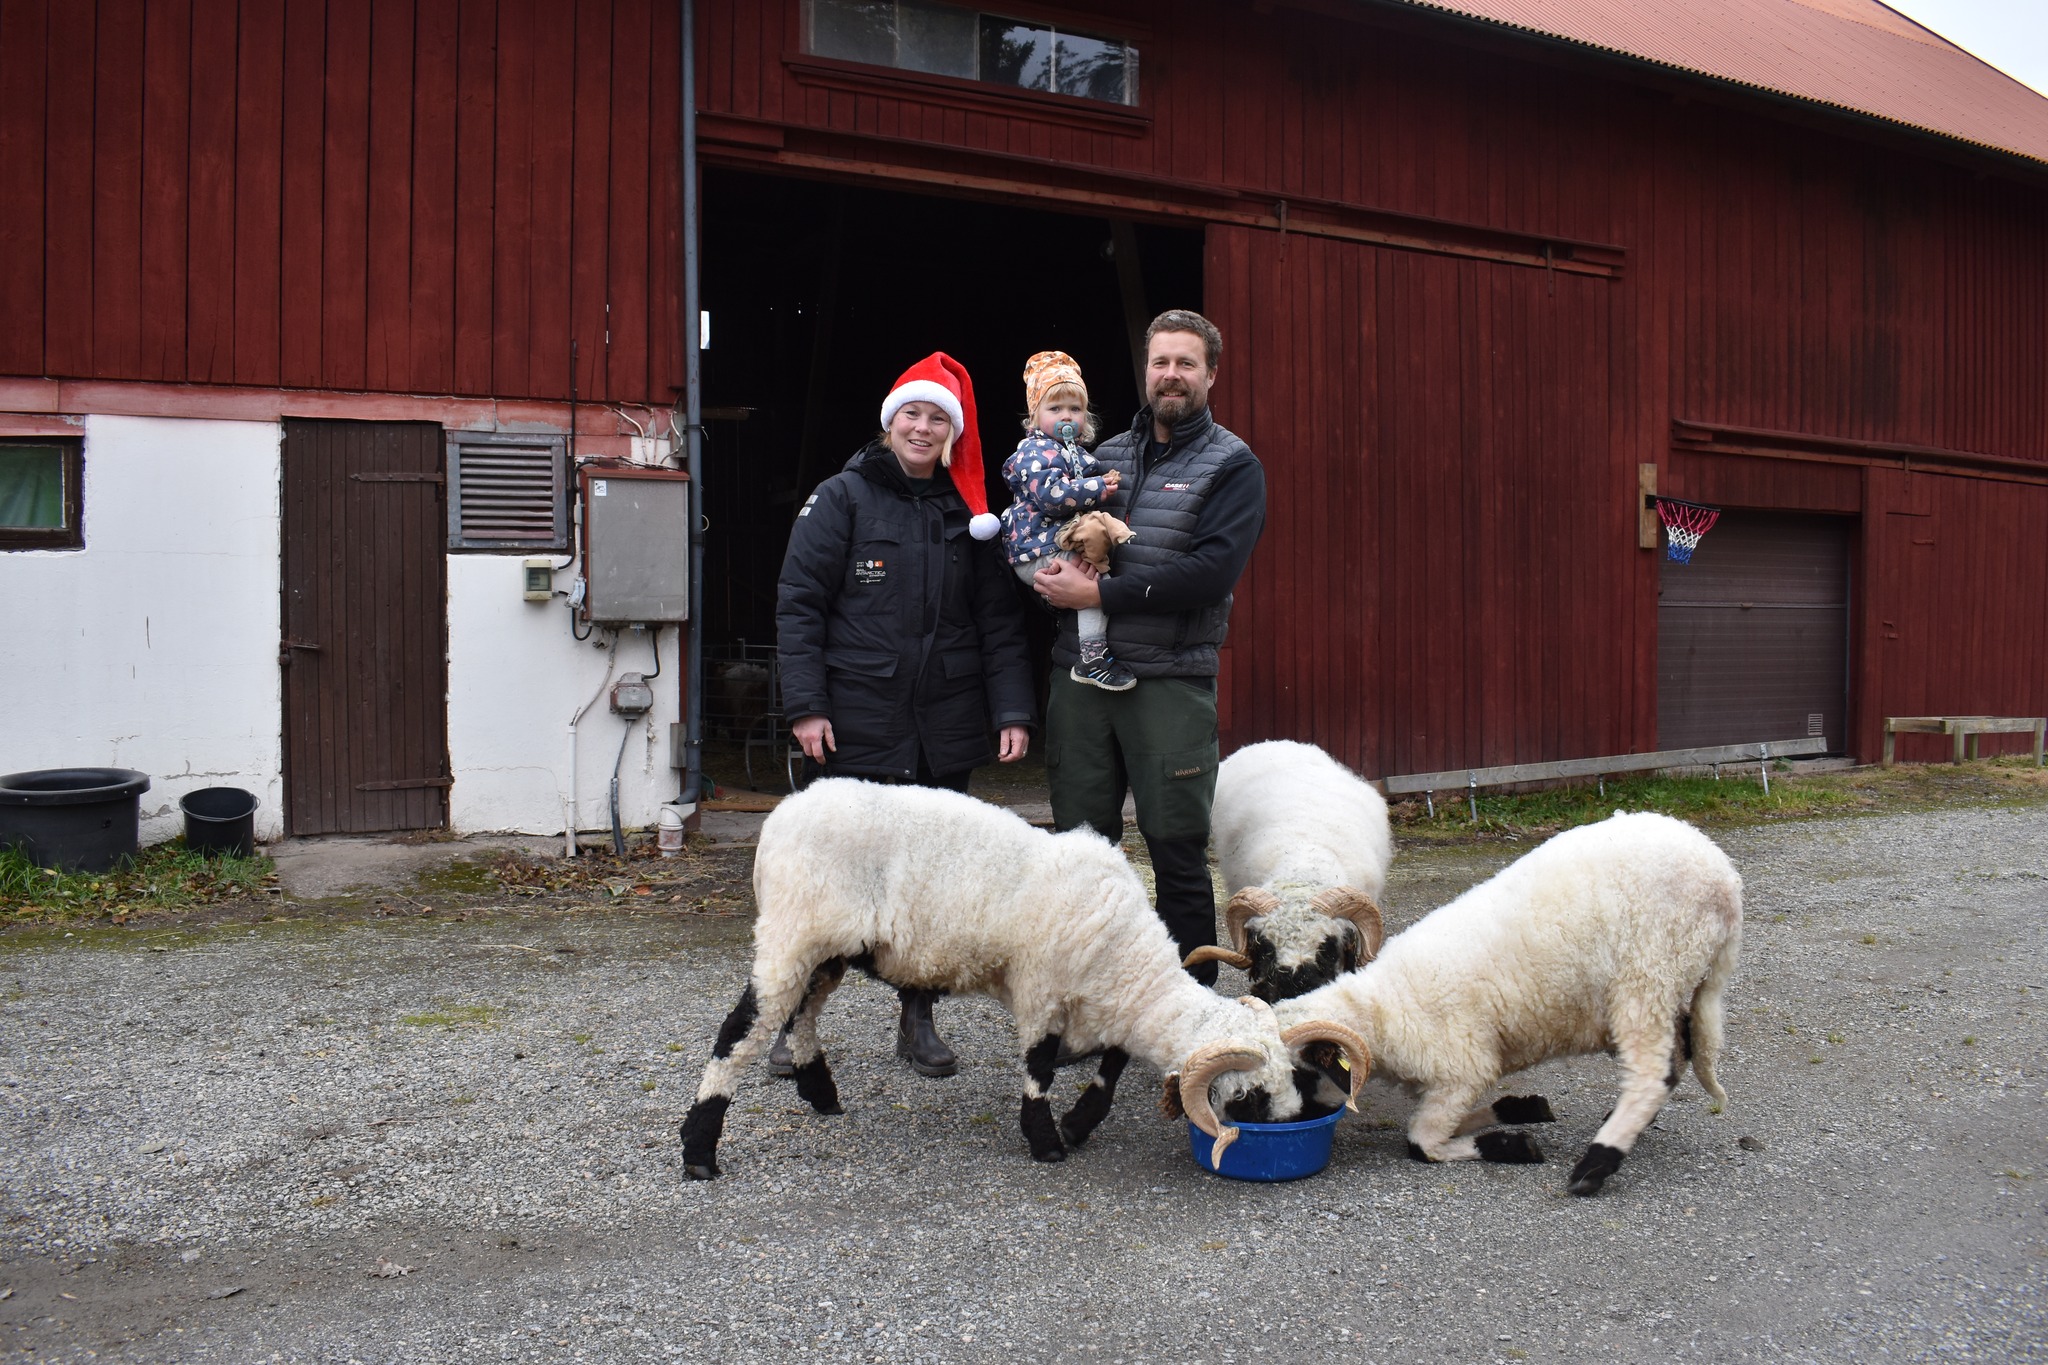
1208, 226, 1622, 779
280, 420, 450, 835
1657, 512, 1850, 752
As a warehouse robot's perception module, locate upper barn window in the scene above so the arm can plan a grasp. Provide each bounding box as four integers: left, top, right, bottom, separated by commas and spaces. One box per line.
804, 1, 1140, 106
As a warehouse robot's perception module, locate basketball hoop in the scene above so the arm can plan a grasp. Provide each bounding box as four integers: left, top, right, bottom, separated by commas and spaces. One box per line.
1655, 497, 1720, 564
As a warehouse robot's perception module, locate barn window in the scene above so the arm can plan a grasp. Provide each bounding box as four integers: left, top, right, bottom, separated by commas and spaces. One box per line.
446, 432, 570, 552
804, 1, 1139, 105
0, 439, 84, 551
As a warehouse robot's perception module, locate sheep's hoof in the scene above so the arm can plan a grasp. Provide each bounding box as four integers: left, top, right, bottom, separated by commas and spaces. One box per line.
1031, 1146, 1068, 1164
1405, 1141, 1436, 1164
1566, 1143, 1624, 1195
683, 1162, 720, 1181
1476, 1129, 1546, 1164
1493, 1094, 1556, 1124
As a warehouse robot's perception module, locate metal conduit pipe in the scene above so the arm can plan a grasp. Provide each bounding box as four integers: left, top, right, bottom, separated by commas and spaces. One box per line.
680, 0, 708, 810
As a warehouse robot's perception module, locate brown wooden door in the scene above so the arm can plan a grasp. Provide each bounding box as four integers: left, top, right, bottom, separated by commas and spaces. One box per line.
1657, 511, 1851, 752
281, 420, 450, 834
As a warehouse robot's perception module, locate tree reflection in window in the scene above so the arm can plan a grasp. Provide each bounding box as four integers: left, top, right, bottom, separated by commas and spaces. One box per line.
805, 1, 1138, 106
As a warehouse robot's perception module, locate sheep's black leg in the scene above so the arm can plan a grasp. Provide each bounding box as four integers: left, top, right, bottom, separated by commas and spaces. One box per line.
1057, 1048, 1130, 1148
1567, 1144, 1625, 1196
1491, 1094, 1558, 1124
680, 984, 759, 1180
1571, 1024, 1680, 1196
1018, 1034, 1067, 1163
1475, 1130, 1547, 1163
785, 958, 848, 1115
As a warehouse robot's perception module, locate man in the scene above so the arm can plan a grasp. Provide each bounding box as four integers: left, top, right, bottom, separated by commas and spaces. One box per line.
1034, 309, 1266, 986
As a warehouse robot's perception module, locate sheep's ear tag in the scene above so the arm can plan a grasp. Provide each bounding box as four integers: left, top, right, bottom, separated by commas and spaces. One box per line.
1338, 1057, 1352, 1073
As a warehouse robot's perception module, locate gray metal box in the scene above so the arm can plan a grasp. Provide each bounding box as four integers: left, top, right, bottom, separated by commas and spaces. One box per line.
580, 467, 690, 623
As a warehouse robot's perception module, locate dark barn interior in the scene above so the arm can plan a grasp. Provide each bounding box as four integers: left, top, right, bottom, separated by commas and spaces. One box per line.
696, 168, 1202, 653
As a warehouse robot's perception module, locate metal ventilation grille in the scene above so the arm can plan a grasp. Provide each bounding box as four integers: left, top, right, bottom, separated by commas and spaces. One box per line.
447, 433, 568, 551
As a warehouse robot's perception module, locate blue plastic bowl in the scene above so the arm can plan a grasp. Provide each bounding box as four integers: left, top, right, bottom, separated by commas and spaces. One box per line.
1188, 1107, 1344, 1181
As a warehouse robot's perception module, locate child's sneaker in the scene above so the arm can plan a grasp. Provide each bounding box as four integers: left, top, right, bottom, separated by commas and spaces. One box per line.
1072, 641, 1137, 692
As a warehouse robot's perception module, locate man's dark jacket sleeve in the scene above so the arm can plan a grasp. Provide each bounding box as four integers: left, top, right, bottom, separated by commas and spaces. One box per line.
1096, 457, 1266, 616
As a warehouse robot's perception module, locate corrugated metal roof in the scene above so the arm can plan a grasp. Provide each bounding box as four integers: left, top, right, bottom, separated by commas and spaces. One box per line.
1393, 0, 2048, 167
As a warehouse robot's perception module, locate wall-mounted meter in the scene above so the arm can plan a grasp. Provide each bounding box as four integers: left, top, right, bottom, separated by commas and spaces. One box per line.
578, 465, 691, 623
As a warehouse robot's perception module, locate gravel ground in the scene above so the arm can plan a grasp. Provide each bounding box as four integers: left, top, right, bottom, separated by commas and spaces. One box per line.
2, 803, 2044, 1363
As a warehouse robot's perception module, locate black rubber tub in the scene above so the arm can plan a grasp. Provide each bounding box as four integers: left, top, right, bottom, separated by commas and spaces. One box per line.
180, 786, 258, 859
0, 768, 152, 873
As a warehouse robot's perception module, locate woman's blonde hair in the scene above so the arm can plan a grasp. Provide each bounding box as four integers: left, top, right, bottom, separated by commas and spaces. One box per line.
1022, 380, 1099, 445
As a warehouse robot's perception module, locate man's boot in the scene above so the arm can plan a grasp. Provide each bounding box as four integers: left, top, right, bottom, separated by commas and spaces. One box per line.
895, 988, 958, 1078
768, 1024, 795, 1076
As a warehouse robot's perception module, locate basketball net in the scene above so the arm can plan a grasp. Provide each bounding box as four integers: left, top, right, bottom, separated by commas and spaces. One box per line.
1655, 497, 1720, 564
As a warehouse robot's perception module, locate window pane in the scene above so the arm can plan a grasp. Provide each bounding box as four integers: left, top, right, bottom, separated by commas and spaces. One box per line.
0, 445, 66, 530
979, 18, 1052, 92
808, 0, 898, 67
899, 0, 975, 78
1053, 31, 1132, 103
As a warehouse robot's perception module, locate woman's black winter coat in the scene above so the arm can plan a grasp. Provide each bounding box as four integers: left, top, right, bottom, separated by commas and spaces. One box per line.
776, 441, 1036, 780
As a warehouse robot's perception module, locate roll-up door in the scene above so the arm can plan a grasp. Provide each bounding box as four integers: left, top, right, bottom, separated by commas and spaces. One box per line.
1657, 511, 1850, 752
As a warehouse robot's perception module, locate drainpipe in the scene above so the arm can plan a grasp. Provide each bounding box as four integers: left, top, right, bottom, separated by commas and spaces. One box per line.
680, 0, 707, 810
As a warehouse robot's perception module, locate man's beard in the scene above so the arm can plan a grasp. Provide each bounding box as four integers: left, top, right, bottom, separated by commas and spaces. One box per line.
1151, 385, 1198, 421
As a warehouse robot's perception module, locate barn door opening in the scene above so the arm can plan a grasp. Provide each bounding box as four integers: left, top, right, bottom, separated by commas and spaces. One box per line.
280, 419, 450, 835
1656, 511, 1850, 752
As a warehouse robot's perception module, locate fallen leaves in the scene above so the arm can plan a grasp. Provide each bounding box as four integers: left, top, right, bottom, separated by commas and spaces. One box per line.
367, 1258, 416, 1279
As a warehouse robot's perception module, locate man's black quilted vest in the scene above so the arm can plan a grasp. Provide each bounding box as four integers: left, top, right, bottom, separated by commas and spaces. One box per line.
1052, 405, 1248, 678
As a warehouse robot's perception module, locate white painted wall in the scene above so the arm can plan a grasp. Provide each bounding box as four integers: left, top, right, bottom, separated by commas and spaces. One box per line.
3, 414, 686, 847
445, 555, 685, 838
0, 415, 286, 843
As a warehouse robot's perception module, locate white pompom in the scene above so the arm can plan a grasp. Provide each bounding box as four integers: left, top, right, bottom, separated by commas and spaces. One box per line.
969, 512, 1001, 541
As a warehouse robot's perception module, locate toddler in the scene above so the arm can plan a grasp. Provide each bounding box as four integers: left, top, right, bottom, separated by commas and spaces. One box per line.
1000, 351, 1136, 692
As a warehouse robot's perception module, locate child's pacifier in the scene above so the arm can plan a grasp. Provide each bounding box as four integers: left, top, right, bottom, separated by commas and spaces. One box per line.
1054, 419, 1080, 446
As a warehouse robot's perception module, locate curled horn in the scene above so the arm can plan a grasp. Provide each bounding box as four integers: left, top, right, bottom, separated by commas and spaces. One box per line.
1281, 1020, 1374, 1112
1310, 887, 1386, 963
1224, 887, 1281, 953
1177, 1039, 1267, 1169
1183, 945, 1252, 971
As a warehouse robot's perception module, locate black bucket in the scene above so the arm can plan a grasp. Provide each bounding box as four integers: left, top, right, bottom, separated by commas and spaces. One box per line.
180, 787, 259, 859
0, 768, 152, 873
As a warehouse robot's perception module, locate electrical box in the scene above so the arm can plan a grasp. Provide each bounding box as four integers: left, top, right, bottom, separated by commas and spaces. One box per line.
610, 672, 655, 715
579, 465, 690, 623
522, 558, 554, 601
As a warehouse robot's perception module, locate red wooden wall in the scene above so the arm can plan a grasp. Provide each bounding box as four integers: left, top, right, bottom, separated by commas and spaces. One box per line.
695, 0, 2047, 770
0, 0, 682, 405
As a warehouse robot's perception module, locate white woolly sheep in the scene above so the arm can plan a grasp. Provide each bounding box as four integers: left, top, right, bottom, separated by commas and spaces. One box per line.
678, 779, 1371, 1179
1271, 810, 1743, 1196
1187, 740, 1393, 1001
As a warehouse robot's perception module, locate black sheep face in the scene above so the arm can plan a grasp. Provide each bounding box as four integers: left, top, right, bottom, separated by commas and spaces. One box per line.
1245, 923, 1359, 1003
1219, 1063, 1342, 1124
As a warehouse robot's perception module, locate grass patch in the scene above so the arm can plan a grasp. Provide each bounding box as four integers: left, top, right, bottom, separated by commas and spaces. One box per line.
1389, 756, 2048, 841
399, 1003, 499, 1028
1, 842, 274, 924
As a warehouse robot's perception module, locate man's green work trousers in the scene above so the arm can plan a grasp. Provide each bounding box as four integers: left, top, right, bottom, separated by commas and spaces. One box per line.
1045, 671, 1222, 983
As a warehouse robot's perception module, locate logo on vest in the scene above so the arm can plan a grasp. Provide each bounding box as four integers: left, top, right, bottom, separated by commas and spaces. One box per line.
1162, 480, 1194, 492
853, 559, 887, 584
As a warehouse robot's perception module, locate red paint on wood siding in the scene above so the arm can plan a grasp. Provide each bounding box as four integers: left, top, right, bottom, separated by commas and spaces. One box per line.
186, 0, 238, 382
139, 0, 192, 380
0, 0, 50, 377
279, 0, 326, 387
365, 0, 416, 391
232, 0, 284, 386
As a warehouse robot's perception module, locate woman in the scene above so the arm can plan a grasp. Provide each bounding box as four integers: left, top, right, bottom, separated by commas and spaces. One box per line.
774, 352, 1035, 1076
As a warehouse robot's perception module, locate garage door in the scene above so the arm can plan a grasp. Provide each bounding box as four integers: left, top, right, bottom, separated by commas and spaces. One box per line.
1657, 511, 1850, 752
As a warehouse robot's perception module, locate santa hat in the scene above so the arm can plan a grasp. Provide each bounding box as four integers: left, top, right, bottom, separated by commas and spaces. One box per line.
880, 352, 999, 540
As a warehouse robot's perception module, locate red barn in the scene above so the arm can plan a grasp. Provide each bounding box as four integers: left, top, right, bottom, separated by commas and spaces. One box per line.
2, 0, 2044, 840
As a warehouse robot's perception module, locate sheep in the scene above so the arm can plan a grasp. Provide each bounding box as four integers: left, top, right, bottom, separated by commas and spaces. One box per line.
678, 778, 1371, 1179
1269, 810, 1743, 1196
1185, 740, 1393, 1001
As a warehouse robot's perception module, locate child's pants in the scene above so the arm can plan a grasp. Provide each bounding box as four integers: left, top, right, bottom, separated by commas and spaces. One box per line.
1014, 555, 1107, 642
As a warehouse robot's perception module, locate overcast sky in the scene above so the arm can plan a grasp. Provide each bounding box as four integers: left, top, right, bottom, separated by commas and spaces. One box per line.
1882, 0, 2048, 97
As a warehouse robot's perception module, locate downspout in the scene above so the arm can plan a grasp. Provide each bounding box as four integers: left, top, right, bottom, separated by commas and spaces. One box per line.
680, 0, 707, 809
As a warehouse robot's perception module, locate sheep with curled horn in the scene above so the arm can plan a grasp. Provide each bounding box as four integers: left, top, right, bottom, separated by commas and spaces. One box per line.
1185, 741, 1394, 1001
678, 779, 1373, 1177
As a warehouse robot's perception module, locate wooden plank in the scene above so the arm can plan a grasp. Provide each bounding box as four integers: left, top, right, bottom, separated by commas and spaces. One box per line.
1384, 736, 1828, 794
569, 0, 614, 401
185, 0, 238, 382
365, 0, 416, 391
491, 0, 535, 396
139, 0, 192, 379
527, 0, 576, 399
0, 0, 50, 376
231, 0, 284, 386
322, 0, 372, 390
452, 0, 498, 394
606, 0, 651, 401
278, 0, 325, 387
93, 0, 146, 377
407, 0, 458, 394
